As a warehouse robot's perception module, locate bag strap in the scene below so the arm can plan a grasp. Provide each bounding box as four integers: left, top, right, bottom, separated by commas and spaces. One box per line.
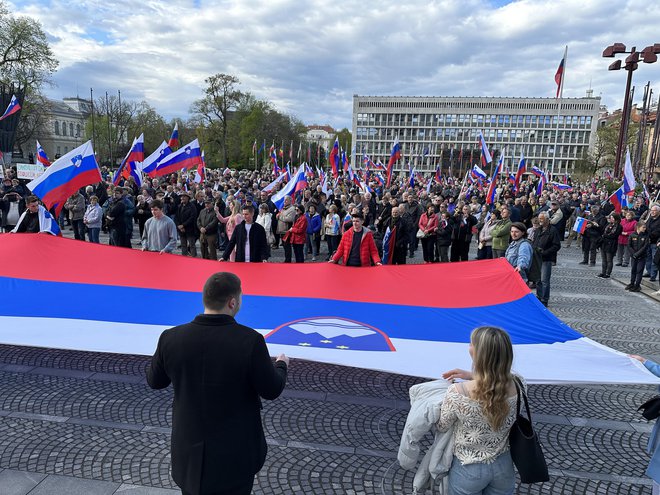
512, 375, 532, 421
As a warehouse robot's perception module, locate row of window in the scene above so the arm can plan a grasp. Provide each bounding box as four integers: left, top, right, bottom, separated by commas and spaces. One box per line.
355, 127, 591, 143
373, 159, 577, 173
54, 121, 82, 137
356, 141, 585, 159
355, 113, 593, 127
356, 99, 597, 111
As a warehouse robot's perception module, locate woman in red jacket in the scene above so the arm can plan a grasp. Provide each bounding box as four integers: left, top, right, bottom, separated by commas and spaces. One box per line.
283, 204, 308, 263
329, 212, 382, 267
418, 205, 439, 263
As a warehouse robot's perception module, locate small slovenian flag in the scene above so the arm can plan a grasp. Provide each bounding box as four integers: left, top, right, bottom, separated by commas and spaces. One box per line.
531, 165, 544, 177
608, 186, 624, 213
477, 131, 492, 166
550, 181, 573, 191
471, 164, 487, 180
36, 140, 51, 167
0, 95, 21, 121
386, 137, 401, 188
572, 217, 588, 234
167, 123, 179, 149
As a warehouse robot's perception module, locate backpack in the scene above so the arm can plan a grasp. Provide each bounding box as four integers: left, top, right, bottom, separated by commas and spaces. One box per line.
524, 239, 542, 283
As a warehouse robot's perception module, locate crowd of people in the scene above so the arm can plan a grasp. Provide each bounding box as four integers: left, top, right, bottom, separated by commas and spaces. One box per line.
2, 164, 660, 303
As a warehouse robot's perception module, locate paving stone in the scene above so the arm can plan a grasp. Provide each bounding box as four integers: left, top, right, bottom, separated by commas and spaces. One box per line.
27, 474, 119, 494
114, 484, 180, 494
0, 468, 46, 495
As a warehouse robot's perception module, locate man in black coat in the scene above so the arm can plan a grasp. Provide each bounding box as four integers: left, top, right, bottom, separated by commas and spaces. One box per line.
177, 192, 198, 257
532, 211, 561, 307
580, 204, 606, 266
147, 272, 289, 495
222, 205, 269, 262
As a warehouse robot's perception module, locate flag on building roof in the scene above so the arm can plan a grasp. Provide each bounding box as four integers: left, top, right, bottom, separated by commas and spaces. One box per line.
555, 46, 567, 98
477, 131, 492, 167
153, 139, 202, 177
142, 141, 172, 177
608, 186, 624, 213
386, 137, 401, 188
622, 147, 636, 195
36, 141, 51, 167
167, 123, 179, 149
27, 141, 101, 216
0, 95, 21, 121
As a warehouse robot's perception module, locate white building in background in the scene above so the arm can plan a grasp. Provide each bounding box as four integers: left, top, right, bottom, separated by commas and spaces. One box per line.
351, 94, 600, 176
304, 125, 335, 150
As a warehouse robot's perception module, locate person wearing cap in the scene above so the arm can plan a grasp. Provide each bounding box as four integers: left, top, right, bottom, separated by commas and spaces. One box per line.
330, 212, 382, 267
505, 222, 533, 281
197, 198, 219, 260
177, 192, 198, 257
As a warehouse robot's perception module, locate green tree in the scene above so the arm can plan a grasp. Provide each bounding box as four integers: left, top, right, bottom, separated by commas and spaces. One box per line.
0, 0, 58, 89
190, 73, 243, 168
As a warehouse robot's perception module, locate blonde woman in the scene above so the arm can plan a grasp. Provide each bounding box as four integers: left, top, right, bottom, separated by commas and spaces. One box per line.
440, 327, 524, 495
215, 199, 243, 262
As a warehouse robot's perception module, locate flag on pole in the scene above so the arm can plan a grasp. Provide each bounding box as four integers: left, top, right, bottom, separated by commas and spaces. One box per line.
115, 134, 145, 186
329, 138, 340, 178
193, 151, 206, 183
622, 147, 636, 195
486, 149, 504, 205
514, 152, 526, 192
608, 186, 624, 213
153, 139, 203, 177
477, 131, 492, 167
386, 137, 401, 188
261, 171, 288, 193
536, 170, 547, 196
0, 95, 21, 121
470, 165, 487, 180
27, 141, 101, 216
271, 165, 306, 209
167, 123, 179, 149
142, 141, 172, 177
36, 141, 51, 167
408, 162, 415, 188
252, 139, 257, 154
555, 46, 567, 98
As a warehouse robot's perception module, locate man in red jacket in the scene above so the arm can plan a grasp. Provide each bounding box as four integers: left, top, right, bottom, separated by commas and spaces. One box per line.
329, 212, 382, 267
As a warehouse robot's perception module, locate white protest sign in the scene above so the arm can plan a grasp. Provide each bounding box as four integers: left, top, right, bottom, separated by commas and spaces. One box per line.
17, 163, 45, 180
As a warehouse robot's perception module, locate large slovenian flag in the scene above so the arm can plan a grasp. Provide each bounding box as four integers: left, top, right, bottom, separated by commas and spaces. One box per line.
329, 138, 340, 178
115, 134, 145, 186
0, 235, 656, 385
386, 137, 401, 188
27, 141, 101, 216
153, 139, 203, 177
0, 94, 21, 121
36, 140, 51, 167
141, 141, 172, 177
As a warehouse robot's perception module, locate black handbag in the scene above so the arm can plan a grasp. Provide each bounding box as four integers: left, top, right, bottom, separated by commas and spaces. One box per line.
509, 377, 549, 484
638, 396, 660, 421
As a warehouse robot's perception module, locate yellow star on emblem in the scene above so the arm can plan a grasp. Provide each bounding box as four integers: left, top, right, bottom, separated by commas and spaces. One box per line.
320, 339, 333, 344
336, 345, 350, 350
298, 342, 311, 347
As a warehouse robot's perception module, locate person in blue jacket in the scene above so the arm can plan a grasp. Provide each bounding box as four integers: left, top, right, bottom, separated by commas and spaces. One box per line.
630, 354, 660, 494
305, 204, 322, 261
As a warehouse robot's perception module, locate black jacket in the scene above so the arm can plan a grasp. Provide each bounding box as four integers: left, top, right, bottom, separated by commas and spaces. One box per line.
646, 214, 660, 244
451, 214, 477, 243
223, 221, 269, 262
628, 231, 650, 259
532, 224, 561, 262
147, 314, 287, 494
177, 202, 198, 235
601, 222, 622, 254
436, 218, 453, 247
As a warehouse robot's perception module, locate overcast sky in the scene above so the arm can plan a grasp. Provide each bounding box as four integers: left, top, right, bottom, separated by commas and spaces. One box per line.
10, 0, 660, 129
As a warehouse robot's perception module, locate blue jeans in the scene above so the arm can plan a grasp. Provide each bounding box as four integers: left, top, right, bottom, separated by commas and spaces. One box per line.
646, 244, 658, 280
448, 452, 515, 495
536, 261, 553, 304
87, 227, 100, 243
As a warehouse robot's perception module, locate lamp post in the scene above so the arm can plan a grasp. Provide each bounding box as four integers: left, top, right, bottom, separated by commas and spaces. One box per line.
603, 43, 660, 177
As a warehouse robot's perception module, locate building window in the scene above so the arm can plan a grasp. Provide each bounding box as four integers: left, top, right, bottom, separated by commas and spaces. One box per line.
62, 123, 67, 136
70, 123, 74, 136
54, 121, 60, 135
76, 124, 81, 137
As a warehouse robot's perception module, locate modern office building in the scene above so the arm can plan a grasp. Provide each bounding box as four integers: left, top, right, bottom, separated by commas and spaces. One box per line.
352, 94, 600, 177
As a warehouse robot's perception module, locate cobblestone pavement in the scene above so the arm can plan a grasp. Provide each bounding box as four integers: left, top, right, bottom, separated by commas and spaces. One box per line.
0, 230, 658, 494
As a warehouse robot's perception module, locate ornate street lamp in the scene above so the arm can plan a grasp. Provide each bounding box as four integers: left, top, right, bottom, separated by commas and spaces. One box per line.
603, 43, 660, 176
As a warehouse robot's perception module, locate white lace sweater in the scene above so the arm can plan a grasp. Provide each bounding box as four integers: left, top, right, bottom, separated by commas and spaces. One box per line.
437, 377, 526, 465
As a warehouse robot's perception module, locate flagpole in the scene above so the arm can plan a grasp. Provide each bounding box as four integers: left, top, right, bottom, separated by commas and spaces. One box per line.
551, 45, 567, 180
